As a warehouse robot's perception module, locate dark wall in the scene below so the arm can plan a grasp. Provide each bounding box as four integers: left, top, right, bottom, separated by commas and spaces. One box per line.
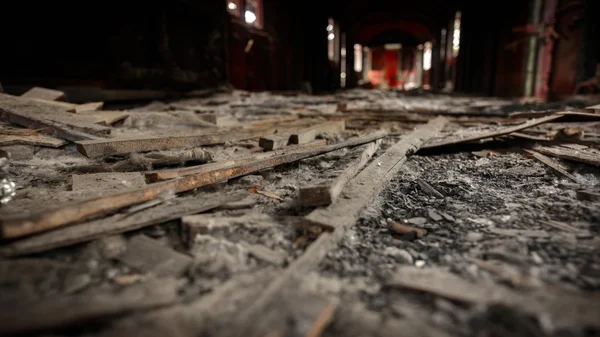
576, 0, 600, 84
0, 0, 226, 90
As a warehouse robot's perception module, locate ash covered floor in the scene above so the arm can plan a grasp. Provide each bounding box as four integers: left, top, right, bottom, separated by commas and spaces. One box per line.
0, 88, 599, 337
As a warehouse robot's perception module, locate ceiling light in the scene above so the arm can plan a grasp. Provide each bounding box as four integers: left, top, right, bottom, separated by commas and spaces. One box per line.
326, 24, 333, 32
227, 2, 237, 10
328, 33, 335, 41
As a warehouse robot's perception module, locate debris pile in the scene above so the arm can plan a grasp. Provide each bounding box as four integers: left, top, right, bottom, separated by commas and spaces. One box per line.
0, 87, 599, 337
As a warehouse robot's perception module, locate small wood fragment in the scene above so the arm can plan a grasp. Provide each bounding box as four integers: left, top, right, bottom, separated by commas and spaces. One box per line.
20, 87, 65, 101
297, 140, 381, 207
249, 187, 283, 201
524, 149, 581, 183
259, 133, 291, 151
71, 102, 104, 113
388, 222, 427, 238
118, 235, 192, 277
416, 178, 444, 198
289, 121, 345, 145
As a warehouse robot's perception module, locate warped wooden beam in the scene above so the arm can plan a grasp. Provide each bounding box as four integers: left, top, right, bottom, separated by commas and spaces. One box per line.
1, 132, 387, 239
75, 122, 322, 158
145, 139, 327, 182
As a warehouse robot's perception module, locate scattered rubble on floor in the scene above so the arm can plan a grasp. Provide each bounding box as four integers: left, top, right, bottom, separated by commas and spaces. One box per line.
0, 87, 599, 337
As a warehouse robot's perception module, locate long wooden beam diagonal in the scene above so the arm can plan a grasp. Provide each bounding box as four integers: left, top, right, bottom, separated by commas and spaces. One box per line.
0, 131, 387, 239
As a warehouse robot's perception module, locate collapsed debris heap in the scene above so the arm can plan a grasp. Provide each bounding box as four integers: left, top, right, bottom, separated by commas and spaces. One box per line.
0, 87, 599, 337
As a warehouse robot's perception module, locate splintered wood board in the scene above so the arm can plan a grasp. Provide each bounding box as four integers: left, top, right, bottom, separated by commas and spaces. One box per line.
20, 87, 65, 101
0, 133, 67, 147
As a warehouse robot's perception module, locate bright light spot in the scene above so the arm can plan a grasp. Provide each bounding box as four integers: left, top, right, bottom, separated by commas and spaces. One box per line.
341, 47, 346, 57
245, 10, 257, 24
423, 42, 432, 71
354, 44, 363, 72
340, 72, 346, 79
326, 24, 333, 32
452, 11, 461, 56
328, 33, 335, 41
384, 43, 401, 50
417, 44, 424, 50
227, 2, 237, 10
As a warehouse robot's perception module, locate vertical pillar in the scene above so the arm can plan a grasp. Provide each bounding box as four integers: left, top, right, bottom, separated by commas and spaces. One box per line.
524, 0, 543, 97
534, 0, 558, 100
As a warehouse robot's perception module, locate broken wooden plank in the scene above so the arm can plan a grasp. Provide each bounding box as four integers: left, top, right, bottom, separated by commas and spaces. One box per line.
76, 123, 316, 158
118, 235, 192, 277
422, 114, 562, 149
20, 87, 65, 101
259, 133, 291, 151
0, 133, 67, 148
289, 121, 345, 145
0, 93, 110, 141
222, 118, 447, 337
71, 101, 104, 113
27, 98, 77, 110
1, 132, 386, 239
0, 277, 181, 336
0, 192, 244, 257
386, 266, 600, 331
83, 110, 129, 126
145, 139, 327, 182
532, 145, 600, 166
586, 104, 600, 114
297, 140, 381, 207
72, 172, 146, 192
524, 149, 581, 183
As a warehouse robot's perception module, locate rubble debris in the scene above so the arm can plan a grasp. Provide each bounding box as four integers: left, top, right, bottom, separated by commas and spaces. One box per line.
386, 266, 600, 331
72, 172, 146, 192
20, 87, 66, 101
118, 235, 192, 277
0, 277, 181, 336
576, 189, 600, 202
241, 242, 286, 266
297, 140, 381, 207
